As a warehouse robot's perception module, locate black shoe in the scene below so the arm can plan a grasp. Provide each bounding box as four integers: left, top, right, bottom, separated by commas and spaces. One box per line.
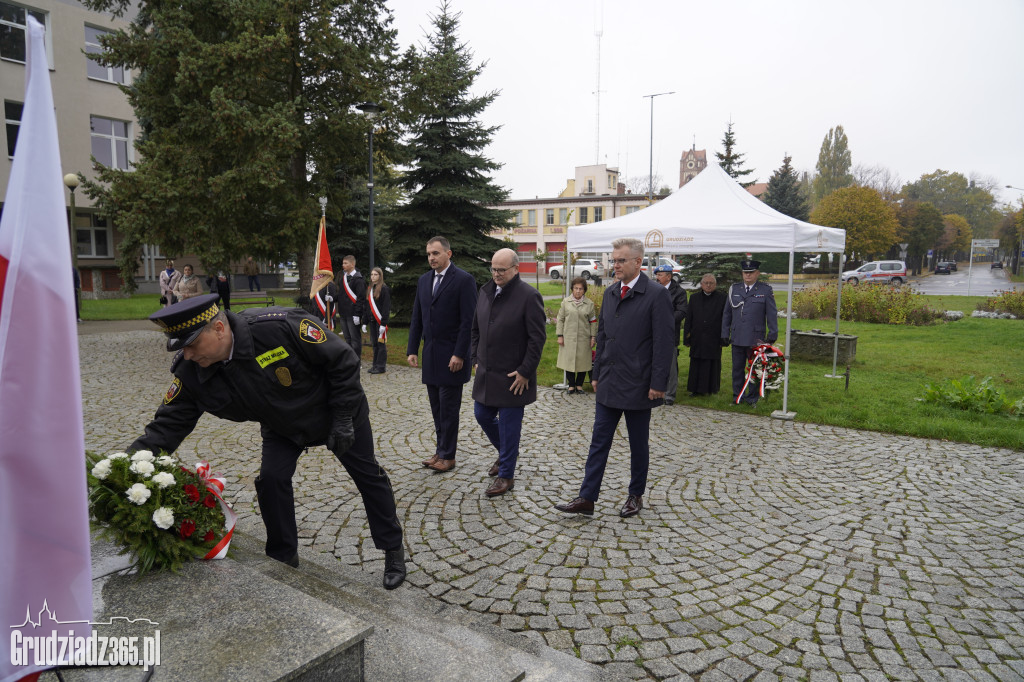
383, 548, 406, 590
554, 497, 594, 516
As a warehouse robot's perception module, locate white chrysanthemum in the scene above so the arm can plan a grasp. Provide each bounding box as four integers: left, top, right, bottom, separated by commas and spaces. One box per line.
131, 450, 155, 462
152, 507, 174, 530
151, 472, 175, 489
91, 459, 112, 480
130, 460, 155, 477
108, 452, 129, 460
126, 483, 151, 505
156, 456, 177, 467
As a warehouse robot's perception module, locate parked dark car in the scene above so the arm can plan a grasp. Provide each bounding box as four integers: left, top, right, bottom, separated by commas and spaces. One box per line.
934, 261, 952, 275
948, 261, 958, 271
991, 261, 1003, 269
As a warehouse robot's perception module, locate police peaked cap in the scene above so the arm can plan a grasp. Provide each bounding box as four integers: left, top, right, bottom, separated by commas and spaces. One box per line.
148, 293, 222, 351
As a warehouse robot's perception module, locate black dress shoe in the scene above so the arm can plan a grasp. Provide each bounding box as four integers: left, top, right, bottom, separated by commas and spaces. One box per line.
383, 548, 406, 590
554, 497, 594, 516
488, 459, 500, 477
619, 495, 643, 518
272, 553, 299, 568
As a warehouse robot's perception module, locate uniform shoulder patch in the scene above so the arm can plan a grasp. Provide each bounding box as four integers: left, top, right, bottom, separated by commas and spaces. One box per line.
170, 350, 184, 372
299, 319, 326, 343
164, 377, 182, 405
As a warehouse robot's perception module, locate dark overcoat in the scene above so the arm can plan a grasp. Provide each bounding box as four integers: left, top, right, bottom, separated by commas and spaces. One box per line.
721, 281, 778, 346
666, 280, 688, 346
592, 273, 675, 410
335, 270, 367, 321
684, 289, 727, 359
471, 275, 547, 408
406, 263, 478, 386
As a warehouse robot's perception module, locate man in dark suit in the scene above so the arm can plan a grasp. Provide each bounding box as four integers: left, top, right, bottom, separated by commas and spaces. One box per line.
406, 236, 479, 472
684, 273, 727, 396
335, 255, 366, 359
653, 264, 687, 405
471, 248, 547, 497
555, 238, 674, 518
721, 259, 778, 406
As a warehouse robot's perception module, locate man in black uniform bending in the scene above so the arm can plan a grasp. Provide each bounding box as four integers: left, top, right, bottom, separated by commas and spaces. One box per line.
131, 294, 406, 589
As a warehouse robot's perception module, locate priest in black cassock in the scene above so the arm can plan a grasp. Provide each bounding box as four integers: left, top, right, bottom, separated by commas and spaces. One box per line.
683, 273, 727, 396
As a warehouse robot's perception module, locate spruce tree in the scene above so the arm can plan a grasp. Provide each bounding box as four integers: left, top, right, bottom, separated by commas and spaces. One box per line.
714, 121, 755, 188
763, 155, 809, 222
386, 1, 510, 322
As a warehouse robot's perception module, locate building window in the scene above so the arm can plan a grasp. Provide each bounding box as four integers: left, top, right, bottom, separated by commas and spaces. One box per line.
85, 26, 126, 83
625, 205, 639, 215
586, 178, 594, 193
0, 2, 46, 64
594, 207, 603, 222
4, 99, 21, 157
558, 208, 568, 225
545, 208, 554, 226
90, 115, 131, 169
74, 211, 112, 257
527, 209, 536, 226
579, 207, 588, 224
608, 174, 615, 189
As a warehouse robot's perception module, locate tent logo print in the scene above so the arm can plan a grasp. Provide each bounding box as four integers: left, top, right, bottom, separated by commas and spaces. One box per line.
644, 230, 664, 249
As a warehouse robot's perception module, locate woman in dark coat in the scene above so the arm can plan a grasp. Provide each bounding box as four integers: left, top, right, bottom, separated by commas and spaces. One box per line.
366, 267, 390, 374
683, 273, 727, 395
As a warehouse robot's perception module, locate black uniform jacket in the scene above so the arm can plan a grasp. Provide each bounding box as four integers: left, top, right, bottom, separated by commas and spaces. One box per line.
131, 308, 368, 454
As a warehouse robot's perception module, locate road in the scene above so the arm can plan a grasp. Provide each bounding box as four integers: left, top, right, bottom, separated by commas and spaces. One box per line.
909, 264, 1019, 297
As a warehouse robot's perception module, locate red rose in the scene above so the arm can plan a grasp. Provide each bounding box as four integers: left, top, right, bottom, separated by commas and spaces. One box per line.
184, 484, 200, 504
203, 531, 216, 543
203, 494, 217, 509
179, 519, 196, 539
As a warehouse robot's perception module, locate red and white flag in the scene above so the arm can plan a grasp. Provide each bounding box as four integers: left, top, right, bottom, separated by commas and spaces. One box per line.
0, 18, 92, 682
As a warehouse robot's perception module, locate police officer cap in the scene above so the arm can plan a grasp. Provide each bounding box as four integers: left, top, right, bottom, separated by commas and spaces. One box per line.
653, 264, 673, 273
149, 293, 221, 351
740, 260, 761, 272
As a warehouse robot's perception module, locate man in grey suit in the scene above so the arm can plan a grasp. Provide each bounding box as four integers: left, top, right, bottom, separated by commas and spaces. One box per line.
721, 259, 778, 406
471, 248, 547, 497
555, 238, 675, 518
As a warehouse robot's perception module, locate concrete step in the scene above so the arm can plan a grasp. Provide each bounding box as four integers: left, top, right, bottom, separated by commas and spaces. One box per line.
230, 532, 613, 682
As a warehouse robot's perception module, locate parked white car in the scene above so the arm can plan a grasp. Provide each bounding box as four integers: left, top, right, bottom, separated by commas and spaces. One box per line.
841, 260, 907, 285
549, 259, 604, 280
641, 256, 689, 283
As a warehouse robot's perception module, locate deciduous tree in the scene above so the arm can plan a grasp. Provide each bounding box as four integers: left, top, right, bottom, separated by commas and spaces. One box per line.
812, 125, 853, 203
941, 214, 972, 257
897, 202, 945, 275
902, 170, 1001, 239
810, 186, 898, 260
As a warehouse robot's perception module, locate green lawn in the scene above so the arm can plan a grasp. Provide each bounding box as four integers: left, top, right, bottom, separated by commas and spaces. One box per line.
83, 292, 1024, 450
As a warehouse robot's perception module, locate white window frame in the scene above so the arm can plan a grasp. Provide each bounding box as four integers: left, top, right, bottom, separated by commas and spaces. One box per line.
90, 115, 132, 169
527, 209, 536, 226
594, 207, 603, 222
625, 205, 639, 215
74, 211, 113, 258
579, 207, 588, 224
558, 208, 568, 225
0, 2, 52, 67
545, 208, 554, 226
85, 25, 128, 84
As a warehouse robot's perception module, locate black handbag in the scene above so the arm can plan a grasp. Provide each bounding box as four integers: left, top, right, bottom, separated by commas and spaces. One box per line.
159, 295, 167, 305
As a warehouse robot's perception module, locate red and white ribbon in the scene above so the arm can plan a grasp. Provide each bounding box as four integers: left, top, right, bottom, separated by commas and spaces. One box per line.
342, 273, 358, 304
195, 461, 237, 560
367, 290, 387, 343
736, 343, 786, 404
314, 289, 335, 331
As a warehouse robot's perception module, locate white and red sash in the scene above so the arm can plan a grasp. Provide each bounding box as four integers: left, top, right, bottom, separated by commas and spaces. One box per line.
314, 288, 335, 331
341, 273, 358, 304
367, 290, 387, 342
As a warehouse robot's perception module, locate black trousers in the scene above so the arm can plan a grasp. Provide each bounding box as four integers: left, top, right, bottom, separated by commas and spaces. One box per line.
255, 420, 402, 562
426, 383, 463, 460
565, 371, 587, 387
370, 322, 387, 372
338, 315, 362, 360
731, 345, 755, 402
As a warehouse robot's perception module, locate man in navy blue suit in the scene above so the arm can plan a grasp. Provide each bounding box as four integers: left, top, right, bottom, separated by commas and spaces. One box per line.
721, 259, 778, 406
406, 236, 479, 472
555, 238, 674, 518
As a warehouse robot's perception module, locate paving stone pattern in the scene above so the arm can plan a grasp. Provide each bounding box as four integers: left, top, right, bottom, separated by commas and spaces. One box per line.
82, 329, 1024, 681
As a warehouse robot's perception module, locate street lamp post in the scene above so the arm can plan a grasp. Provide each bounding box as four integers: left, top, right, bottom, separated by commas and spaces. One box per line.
356, 102, 381, 273
643, 91, 674, 203
1005, 185, 1024, 275
64, 173, 80, 312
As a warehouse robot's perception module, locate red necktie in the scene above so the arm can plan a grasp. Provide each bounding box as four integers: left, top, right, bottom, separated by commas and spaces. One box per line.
620, 285, 629, 300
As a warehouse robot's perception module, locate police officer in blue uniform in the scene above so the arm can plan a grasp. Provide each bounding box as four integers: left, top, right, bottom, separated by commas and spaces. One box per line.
130, 294, 406, 589
721, 260, 778, 406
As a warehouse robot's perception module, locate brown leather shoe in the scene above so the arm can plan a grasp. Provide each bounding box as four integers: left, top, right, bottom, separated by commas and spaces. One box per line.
619, 495, 643, 518
428, 458, 456, 472
488, 459, 500, 477
485, 477, 514, 497
554, 497, 594, 516
422, 454, 440, 468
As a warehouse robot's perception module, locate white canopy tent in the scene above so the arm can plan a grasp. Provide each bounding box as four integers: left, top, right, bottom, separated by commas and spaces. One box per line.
565, 163, 847, 418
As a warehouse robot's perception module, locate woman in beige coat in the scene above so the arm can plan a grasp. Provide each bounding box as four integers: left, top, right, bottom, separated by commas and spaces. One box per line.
556, 277, 597, 394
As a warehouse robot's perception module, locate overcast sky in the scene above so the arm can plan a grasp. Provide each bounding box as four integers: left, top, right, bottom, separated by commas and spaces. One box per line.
386, 0, 1024, 205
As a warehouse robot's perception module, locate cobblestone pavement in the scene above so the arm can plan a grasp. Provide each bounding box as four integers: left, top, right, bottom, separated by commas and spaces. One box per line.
82, 329, 1024, 681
